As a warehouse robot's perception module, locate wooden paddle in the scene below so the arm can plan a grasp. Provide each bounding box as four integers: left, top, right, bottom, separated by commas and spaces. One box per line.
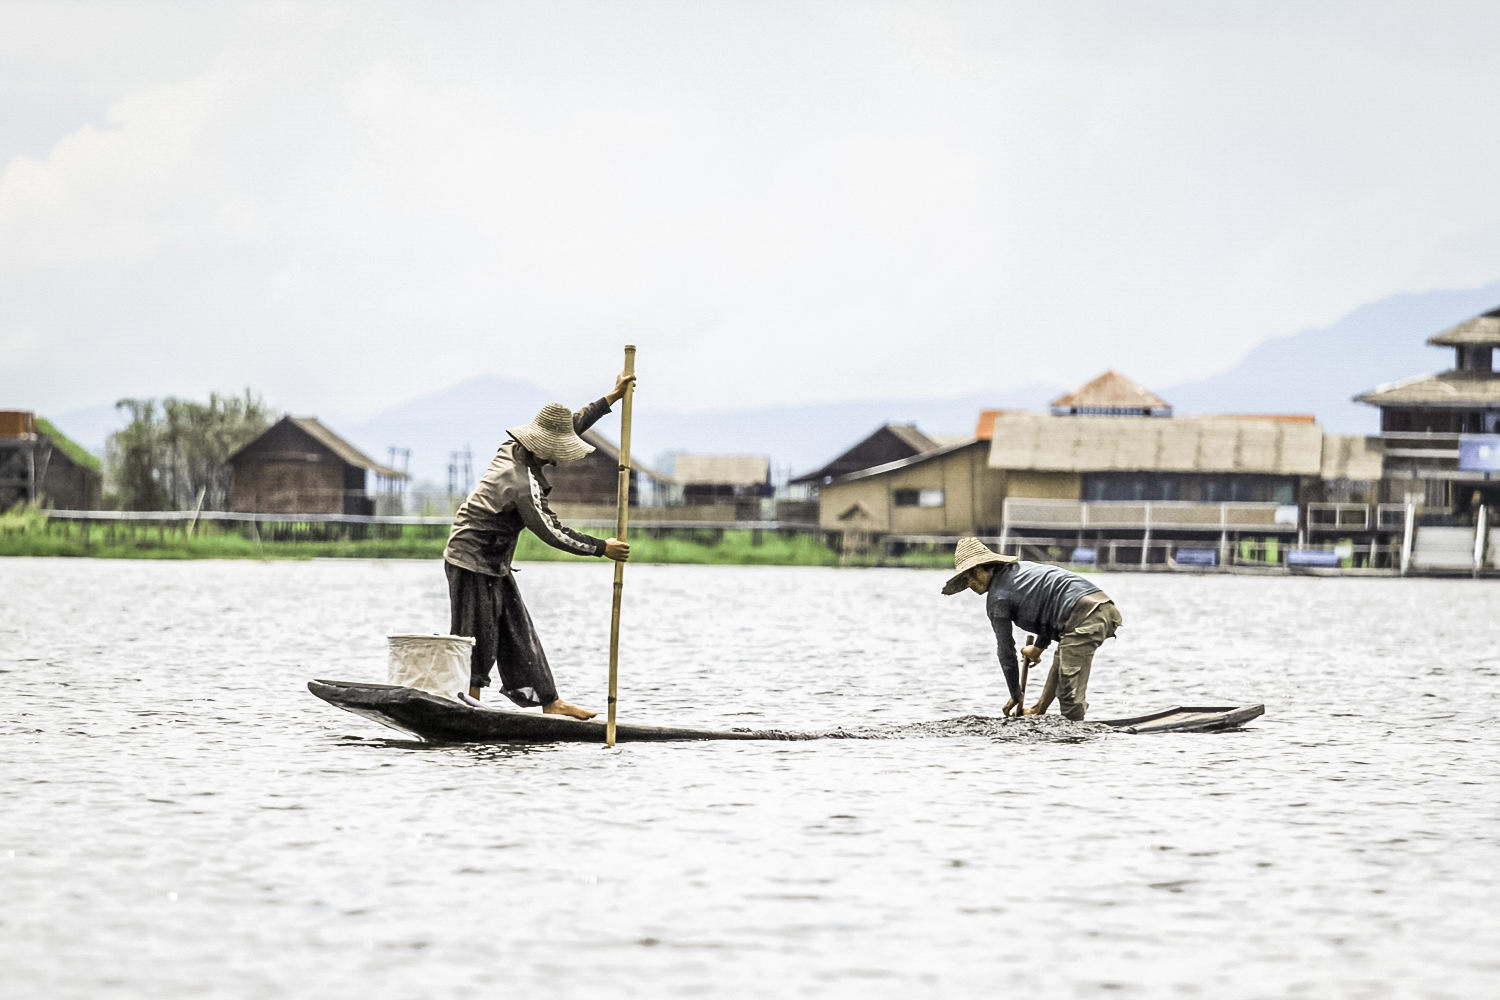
605, 345, 637, 748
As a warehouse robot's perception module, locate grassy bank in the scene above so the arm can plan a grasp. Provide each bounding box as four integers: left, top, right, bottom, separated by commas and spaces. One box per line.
0, 510, 894, 566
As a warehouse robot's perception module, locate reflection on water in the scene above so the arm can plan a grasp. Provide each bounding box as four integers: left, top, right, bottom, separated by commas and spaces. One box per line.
3, 558, 1498, 998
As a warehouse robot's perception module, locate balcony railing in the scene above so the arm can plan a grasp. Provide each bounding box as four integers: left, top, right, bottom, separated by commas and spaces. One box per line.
1307, 502, 1371, 531
1001, 497, 1299, 533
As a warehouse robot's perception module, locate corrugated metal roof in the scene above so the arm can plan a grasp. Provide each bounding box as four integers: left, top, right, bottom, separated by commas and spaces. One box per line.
985, 413, 1324, 474
1427, 306, 1500, 346
974, 410, 1023, 440
1353, 371, 1500, 407
673, 454, 769, 485
791, 424, 946, 484
1050, 371, 1171, 412
831, 438, 982, 483
884, 424, 939, 453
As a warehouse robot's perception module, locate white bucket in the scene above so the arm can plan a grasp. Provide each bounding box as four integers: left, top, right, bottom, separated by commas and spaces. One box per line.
387, 634, 474, 701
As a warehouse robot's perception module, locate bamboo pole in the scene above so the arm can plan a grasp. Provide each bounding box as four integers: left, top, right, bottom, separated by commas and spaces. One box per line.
187, 486, 207, 537
606, 345, 637, 747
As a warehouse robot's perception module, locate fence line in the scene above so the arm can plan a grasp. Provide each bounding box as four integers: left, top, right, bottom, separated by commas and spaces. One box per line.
41, 509, 820, 532
44, 509, 455, 525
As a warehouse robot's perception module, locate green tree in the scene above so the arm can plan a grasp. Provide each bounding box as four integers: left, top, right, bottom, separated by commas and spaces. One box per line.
107, 391, 276, 510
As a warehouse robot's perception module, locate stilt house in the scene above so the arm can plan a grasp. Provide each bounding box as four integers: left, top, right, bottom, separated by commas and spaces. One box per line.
226, 417, 407, 515
791, 424, 956, 488
0, 411, 102, 510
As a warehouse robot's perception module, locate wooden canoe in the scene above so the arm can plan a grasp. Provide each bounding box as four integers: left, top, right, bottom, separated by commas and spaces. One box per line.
310, 681, 1265, 743
307, 680, 815, 743
1097, 704, 1265, 734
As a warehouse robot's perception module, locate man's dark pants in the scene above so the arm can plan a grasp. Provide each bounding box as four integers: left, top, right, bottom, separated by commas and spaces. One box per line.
445, 563, 558, 707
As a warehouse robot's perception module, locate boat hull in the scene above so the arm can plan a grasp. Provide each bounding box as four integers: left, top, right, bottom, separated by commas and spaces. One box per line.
308, 680, 809, 743
310, 681, 1265, 743
1097, 704, 1265, 734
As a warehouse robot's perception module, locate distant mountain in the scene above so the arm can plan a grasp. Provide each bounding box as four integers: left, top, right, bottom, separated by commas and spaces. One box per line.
1159, 280, 1500, 433
52, 279, 1500, 479
341, 379, 1064, 484
343, 375, 561, 484
319, 278, 1500, 482
627, 384, 1064, 480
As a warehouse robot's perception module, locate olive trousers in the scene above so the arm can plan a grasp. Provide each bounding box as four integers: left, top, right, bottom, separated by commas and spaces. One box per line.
1049, 601, 1122, 720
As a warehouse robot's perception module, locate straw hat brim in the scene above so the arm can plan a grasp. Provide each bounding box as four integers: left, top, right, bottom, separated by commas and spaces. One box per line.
941, 550, 1017, 595
508, 423, 594, 463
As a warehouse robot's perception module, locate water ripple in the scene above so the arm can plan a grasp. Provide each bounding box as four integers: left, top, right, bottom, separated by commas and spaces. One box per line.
2, 559, 1498, 998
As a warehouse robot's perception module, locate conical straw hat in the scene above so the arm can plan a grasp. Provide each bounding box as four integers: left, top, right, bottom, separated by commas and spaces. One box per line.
509, 404, 594, 463
941, 536, 1017, 595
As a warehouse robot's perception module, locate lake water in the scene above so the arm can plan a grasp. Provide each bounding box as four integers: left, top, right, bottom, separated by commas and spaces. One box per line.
3, 558, 1498, 998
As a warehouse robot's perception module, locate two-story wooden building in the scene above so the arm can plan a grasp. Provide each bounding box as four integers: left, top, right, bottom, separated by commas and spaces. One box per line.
817, 372, 1383, 566
1354, 304, 1500, 513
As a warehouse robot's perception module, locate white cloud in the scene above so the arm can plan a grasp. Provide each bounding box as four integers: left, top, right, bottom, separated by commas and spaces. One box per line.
2, 1, 1500, 419
0, 326, 35, 361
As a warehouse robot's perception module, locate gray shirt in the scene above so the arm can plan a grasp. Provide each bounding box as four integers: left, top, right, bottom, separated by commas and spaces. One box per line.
443, 398, 612, 576
986, 561, 1103, 701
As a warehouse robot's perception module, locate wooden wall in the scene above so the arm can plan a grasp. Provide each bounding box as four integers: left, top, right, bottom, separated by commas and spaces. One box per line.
818, 442, 1005, 535
228, 422, 365, 514
545, 451, 639, 506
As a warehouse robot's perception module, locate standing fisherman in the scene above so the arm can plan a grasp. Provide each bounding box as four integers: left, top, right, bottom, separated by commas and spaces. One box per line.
443, 373, 634, 719
942, 537, 1122, 720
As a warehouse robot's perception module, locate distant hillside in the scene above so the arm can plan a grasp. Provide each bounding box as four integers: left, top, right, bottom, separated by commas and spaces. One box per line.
53, 279, 1500, 483
1160, 280, 1500, 432
344, 375, 560, 484
626, 385, 1063, 480
344, 380, 1063, 484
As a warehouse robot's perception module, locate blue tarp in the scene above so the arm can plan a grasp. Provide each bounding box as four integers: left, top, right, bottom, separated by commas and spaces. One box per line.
1459, 435, 1500, 472
1287, 549, 1341, 567
1174, 548, 1217, 567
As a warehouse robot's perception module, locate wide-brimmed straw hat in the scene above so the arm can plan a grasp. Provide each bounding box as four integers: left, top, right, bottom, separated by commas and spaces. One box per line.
508, 404, 594, 463
941, 536, 1018, 595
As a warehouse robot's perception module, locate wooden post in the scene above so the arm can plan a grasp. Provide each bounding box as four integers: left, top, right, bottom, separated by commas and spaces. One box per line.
606, 345, 637, 748
187, 486, 206, 537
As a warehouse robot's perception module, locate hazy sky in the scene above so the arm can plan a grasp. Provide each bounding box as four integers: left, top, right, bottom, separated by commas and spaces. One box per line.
4, 1, 1500, 423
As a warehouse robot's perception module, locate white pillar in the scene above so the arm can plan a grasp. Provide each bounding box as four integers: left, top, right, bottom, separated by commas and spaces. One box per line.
1400, 502, 1416, 576
1474, 502, 1488, 578
1140, 502, 1152, 569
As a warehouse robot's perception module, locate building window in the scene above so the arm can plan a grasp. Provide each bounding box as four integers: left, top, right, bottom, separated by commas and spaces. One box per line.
894, 488, 944, 507
1082, 472, 1296, 504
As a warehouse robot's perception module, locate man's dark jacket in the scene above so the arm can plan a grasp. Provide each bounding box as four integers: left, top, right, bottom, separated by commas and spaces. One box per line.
986, 561, 1103, 701
443, 399, 612, 576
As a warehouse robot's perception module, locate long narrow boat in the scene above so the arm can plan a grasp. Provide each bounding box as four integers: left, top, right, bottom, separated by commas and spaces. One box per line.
1097, 704, 1265, 734
308, 680, 816, 743
310, 680, 1265, 743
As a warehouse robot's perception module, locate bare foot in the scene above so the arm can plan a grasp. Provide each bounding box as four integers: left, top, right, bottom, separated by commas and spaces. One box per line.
543, 699, 597, 720
1025, 704, 1047, 716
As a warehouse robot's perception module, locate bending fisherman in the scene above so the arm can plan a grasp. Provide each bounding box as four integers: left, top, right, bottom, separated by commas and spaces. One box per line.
942, 537, 1122, 720
443, 373, 634, 719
